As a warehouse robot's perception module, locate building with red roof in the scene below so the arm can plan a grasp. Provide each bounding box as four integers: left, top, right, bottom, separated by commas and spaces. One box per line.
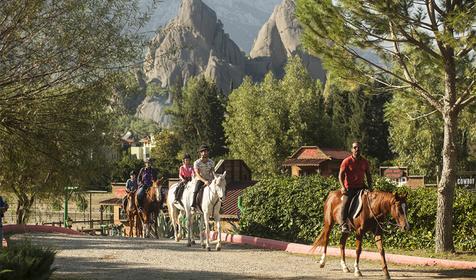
282, 146, 351, 177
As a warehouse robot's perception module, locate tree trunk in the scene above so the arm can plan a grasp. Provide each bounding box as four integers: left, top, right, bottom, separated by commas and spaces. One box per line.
435, 52, 458, 252
15, 194, 35, 224
435, 111, 457, 252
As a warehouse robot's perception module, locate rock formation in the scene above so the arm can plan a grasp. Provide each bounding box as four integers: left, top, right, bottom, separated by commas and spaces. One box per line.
248, 0, 326, 82
143, 0, 246, 94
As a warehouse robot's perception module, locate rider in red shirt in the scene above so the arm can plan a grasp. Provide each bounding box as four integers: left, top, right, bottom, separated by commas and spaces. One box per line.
174, 154, 194, 203
339, 141, 372, 233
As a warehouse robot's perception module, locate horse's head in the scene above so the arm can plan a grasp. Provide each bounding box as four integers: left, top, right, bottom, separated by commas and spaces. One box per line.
390, 192, 410, 231
211, 171, 227, 202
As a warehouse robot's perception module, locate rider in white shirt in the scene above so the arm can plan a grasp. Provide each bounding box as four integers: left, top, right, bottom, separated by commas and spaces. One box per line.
191, 144, 215, 211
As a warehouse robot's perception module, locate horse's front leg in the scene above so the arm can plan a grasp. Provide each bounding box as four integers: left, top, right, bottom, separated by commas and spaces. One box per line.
186, 211, 193, 247
340, 233, 350, 272
204, 214, 211, 251
199, 214, 205, 248
170, 208, 178, 241
214, 212, 222, 251
375, 234, 391, 279
354, 234, 363, 277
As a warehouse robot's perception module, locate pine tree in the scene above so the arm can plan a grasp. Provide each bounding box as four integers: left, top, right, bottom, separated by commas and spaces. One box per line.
297, 0, 476, 252
170, 77, 226, 158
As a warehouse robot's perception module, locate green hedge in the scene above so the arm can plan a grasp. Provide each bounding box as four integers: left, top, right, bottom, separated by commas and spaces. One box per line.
239, 175, 476, 251
0, 240, 56, 280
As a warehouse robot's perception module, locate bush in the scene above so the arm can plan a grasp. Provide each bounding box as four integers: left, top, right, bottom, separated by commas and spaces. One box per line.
0, 240, 56, 280
239, 175, 476, 251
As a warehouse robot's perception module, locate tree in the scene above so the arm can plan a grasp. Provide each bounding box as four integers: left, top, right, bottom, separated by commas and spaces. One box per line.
0, 82, 114, 223
224, 56, 330, 176
297, 0, 475, 252
386, 92, 476, 178
0, 0, 152, 223
111, 152, 144, 183
0, 0, 150, 150
169, 77, 226, 158
325, 76, 393, 166
150, 130, 181, 178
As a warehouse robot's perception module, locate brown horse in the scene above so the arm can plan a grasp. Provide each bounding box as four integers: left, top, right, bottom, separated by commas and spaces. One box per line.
125, 191, 142, 237
135, 179, 163, 238
312, 190, 410, 279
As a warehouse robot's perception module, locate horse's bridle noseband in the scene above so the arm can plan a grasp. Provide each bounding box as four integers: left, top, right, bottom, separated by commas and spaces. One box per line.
367, 191, 404, 233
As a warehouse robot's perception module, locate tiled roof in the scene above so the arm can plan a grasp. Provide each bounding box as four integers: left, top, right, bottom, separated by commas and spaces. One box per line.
320, 148, 351, 160
284, 146, 351, 166
297, 147, 330, 160
282, 158, 327, 166
99, 198, 122, 206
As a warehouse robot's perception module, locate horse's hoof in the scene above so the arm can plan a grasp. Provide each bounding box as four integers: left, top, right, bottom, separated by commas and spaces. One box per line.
384, 274, 391, 280
343, 267, 351, 273
201, 244, 206, 249
319, 263, 325, 268
191, 240, 196, 245
216, 247, 221, 251
354, 271, 362, 277
207, 247, 211, 251
186, 243, 191, 247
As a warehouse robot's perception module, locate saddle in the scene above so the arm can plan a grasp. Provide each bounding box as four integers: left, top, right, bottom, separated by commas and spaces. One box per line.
347, 189, 366, 220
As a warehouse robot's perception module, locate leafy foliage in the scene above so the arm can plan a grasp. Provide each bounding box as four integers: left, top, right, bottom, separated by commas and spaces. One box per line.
111, 152, 144, 182
150, 130, 181, 178
0, 0, 152, 223
224, 57, 330, 176
169, 77, 226, 158
240, 175, 476, 251
296, 0, 475, 252
325, 77, 393, 166
0, 240, 56, 280
385, 93, 476, 178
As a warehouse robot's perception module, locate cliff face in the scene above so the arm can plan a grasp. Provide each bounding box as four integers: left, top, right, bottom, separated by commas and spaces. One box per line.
248, 0, 326, 82
137, 0, 326, 126
143, 0, 246, 94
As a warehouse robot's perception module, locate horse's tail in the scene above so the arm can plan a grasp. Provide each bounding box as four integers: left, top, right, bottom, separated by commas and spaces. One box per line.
311, 229, 326, 252
310, 192, 335, 252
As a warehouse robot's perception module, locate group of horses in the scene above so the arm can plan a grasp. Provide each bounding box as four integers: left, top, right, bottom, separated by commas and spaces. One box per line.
123, 171, 409, 279
123, 172, 228, 251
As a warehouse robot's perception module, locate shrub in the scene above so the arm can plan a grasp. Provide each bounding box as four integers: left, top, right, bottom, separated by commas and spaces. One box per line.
0, 240, 56, 280
239, 175, 476, 251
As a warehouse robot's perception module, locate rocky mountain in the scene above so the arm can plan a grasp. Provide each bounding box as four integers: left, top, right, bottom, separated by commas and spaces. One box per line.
137, 0, 326, 126
248, 0, 326, 82
143, 0, 246, 93
141, 0, 282, 53
139, 0, 248, 124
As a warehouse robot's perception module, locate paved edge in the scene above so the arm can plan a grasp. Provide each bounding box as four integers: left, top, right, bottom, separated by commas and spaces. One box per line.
2, 224, 83, 246
3, 224, 82, 236
208, 231, 476, 270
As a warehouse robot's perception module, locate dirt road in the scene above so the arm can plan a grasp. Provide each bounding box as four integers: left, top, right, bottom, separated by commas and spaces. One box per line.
12, 234, 475, 280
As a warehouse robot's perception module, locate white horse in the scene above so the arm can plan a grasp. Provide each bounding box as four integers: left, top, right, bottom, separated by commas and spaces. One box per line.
167, 171, 227, 250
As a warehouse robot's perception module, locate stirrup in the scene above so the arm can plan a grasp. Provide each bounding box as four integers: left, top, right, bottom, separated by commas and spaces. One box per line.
341, 224, 350, 233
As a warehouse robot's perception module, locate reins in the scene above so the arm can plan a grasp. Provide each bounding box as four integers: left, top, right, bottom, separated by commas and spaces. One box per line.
209, 179, 222, 216
366, 191, 401, 233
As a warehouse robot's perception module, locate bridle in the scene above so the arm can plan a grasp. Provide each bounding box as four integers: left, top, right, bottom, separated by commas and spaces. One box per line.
366, 191, 405, 233
209, 177, 224, 215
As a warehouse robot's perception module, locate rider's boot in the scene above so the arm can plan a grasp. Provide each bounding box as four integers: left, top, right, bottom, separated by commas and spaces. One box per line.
191, 190, 199, 212
341, 223, 350, 233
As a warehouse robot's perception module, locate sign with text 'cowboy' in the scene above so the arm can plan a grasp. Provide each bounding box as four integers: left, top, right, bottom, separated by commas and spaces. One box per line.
456, 172, 476, 190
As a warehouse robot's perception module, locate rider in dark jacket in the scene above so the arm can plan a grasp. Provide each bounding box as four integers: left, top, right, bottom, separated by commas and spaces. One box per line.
137, 158, 158, 212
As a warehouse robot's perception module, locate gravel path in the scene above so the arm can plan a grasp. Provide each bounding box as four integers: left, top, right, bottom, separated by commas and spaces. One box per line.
12, 234, 475, 280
